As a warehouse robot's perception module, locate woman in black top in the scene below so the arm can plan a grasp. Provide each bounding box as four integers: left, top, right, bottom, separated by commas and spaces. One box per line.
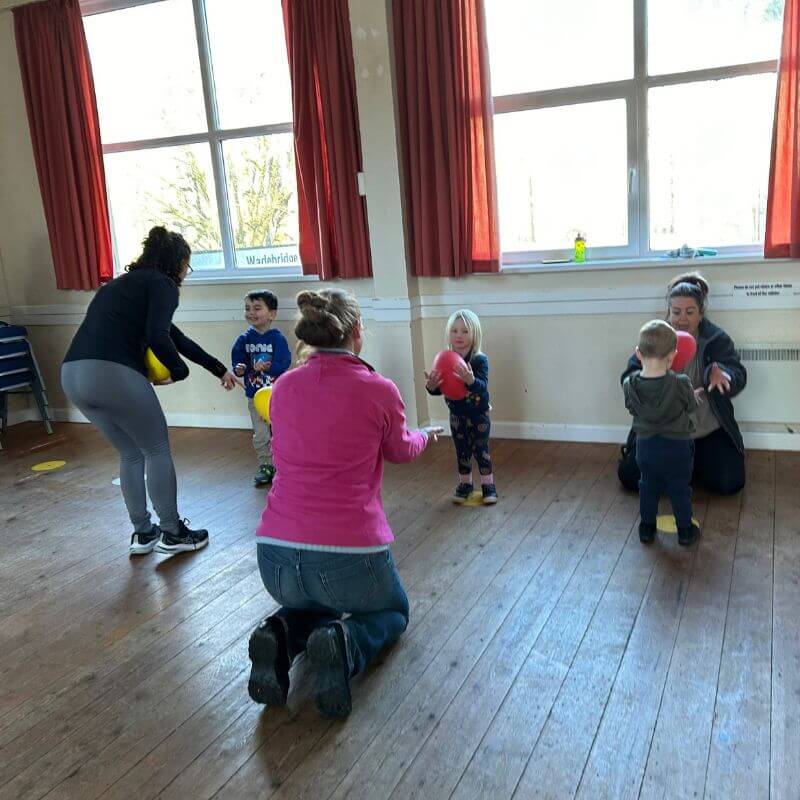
618, 272, 747, 496
62, 227, 240, 555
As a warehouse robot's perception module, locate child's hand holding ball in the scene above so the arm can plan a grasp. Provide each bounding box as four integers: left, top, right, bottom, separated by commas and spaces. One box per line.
453, 360, 474, 385
425, 369, 443, 392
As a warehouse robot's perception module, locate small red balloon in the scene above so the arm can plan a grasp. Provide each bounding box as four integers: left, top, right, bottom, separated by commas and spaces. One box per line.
672, 330, 697, 372
432, 349, 468, 401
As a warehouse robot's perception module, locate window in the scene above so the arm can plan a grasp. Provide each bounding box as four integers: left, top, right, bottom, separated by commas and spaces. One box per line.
485, 0, 784, 265
84, 0, 300, 278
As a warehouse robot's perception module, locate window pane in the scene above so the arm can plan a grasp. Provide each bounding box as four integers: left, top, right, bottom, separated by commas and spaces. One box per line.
205, 0, 293, 129
485, 0, 633, 95
84, 1, 206, 143
648, 0, 784, 75
494, 100, 628, 253
649, 74, 775, 251
222, 135, 300, 270
104, 145, 223, 271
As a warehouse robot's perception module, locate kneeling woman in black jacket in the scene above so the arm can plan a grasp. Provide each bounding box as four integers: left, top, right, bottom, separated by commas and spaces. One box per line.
618, 272, 747, 496
62, 227, 240, 555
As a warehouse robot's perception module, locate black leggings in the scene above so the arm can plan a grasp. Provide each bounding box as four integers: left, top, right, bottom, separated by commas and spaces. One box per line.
450, 411, 492, 476
618, 426, 745, 496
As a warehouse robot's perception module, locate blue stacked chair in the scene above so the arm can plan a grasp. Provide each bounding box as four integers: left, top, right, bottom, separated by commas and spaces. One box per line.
0, 322, 53, 449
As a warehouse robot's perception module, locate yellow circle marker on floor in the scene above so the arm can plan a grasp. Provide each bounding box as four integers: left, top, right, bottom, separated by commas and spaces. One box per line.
656, 514, 700, 534
31, 460, 66, 472
462, 491, 484, 507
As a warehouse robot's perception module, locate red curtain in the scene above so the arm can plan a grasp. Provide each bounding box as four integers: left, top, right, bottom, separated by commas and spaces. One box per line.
282, 0, 372, 280
14, 0, 113, 290
393, 0, 500, 278
766, 0, 800, 258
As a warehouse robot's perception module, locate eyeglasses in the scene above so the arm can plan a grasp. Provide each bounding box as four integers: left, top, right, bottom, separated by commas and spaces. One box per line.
185, 263, 194, 274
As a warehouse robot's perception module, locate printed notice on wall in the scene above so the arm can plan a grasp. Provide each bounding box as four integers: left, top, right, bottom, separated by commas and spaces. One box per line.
732, 282, 796, 298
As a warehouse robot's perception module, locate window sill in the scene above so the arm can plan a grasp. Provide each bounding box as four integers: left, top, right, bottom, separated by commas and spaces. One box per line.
183, 271, 319, 286
500, 253, 786, 276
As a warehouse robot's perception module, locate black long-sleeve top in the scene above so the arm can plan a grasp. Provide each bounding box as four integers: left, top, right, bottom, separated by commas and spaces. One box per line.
63, 268, 226, 381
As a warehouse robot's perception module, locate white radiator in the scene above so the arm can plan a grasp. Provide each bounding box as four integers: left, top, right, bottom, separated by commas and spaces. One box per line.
733, 344, 800, 426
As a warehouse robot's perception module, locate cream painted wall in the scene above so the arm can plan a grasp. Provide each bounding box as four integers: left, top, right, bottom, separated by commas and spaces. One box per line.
415, 261, 800, 435
0, 250, 9, 314
419, 304, 800, 429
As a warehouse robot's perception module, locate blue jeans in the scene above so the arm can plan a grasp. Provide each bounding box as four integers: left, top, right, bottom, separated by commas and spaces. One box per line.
256, 543, 410, 676
635, 435, 694, 528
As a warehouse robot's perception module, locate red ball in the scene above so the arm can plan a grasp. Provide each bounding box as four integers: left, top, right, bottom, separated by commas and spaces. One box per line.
672, 330, 697, 372
432, 349, 468, 401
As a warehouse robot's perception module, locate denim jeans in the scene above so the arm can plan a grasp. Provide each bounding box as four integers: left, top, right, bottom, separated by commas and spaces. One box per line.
256, 543, 410, 676
635, 435, 694, 528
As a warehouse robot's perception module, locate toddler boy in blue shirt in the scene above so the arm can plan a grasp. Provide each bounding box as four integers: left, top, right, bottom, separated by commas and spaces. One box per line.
232, 291, 291, 486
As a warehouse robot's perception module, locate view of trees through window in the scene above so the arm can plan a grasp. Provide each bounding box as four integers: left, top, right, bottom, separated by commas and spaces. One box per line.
85, 0, 299, 275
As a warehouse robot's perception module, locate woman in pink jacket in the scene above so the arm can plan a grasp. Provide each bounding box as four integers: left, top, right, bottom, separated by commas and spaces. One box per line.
247, 289, 443, 718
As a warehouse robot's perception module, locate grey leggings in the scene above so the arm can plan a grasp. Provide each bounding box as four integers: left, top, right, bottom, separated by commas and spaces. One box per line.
61, 359, 180, 534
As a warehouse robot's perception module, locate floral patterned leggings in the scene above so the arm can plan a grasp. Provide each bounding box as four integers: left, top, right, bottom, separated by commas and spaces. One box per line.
450, 411, 492, 476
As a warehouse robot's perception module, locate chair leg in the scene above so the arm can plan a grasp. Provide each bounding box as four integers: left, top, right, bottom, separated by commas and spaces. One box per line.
31, 381, 53, 435
0, 391, 7, 449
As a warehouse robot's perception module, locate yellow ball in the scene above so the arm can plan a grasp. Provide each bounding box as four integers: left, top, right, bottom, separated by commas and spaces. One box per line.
144, 348, 170, 383
253, 385, 273, 423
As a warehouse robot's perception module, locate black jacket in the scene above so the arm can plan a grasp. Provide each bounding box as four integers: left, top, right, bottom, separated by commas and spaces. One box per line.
64, 268, 227, 381
621, 318, 746, 452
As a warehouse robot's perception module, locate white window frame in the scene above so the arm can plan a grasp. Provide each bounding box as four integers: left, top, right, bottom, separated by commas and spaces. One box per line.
83, 0, 303, 281
492, 0, 779, 267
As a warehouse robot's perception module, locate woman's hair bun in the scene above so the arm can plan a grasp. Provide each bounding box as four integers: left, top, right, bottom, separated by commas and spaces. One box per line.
294, 289, 361, 350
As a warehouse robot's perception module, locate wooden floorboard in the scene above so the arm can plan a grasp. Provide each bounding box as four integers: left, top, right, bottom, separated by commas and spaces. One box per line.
0, 423, 794, 799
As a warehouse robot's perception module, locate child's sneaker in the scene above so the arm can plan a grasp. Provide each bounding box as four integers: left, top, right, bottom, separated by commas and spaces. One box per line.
254, 464, 276, 487
481, 484, 498, 505
678, 523, 700, 547
248, 617, 290, 706
155, 519, 209, 553
639, 521, 657, 544
452, 483, 473, 504
129, 524, 161, 555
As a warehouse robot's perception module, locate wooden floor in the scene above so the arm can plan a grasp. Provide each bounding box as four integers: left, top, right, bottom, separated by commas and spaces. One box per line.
0, 423, 798, 800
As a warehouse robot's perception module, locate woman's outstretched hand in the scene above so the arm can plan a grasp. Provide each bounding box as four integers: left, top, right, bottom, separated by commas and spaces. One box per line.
221, 371, 243, 391
708, 363, 731, 394
422, 425, 445, 443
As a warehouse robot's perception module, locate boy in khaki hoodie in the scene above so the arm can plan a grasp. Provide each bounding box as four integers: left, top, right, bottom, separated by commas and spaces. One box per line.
623, 320, 700, 546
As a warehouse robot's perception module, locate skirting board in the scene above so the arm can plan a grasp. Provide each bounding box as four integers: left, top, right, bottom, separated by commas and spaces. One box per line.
424, 419, 800, 452
7, 408, 800, 451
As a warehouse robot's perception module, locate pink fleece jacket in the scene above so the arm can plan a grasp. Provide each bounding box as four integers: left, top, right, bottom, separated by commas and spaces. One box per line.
256, 352, 428, 548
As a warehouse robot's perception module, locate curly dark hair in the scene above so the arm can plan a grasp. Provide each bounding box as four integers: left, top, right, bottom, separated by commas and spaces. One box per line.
126, 226, 191, 286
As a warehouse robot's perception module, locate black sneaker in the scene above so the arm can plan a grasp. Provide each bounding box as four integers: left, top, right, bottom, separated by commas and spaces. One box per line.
639, 521, 657, 544
481, 484, 498, 505
129, 524, 161, 555
254, 464, 276, 487
678, 523, 700, 547
248, 617, 290, 707
155, 519, 209, 553
307, 624, 352, 718
452, 483, 473, 504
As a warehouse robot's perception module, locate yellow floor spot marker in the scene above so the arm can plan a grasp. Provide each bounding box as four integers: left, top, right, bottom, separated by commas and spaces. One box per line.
31, 460, 66, 472
462, 491, 484, 507
656, 514, 700, 534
